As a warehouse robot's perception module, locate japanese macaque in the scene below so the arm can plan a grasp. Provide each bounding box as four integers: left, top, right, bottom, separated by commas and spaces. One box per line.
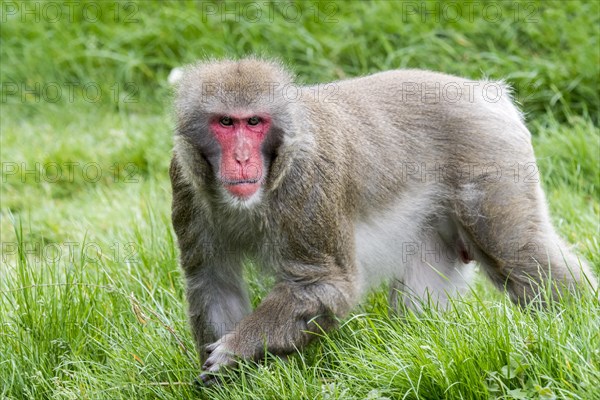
170, 57, 596, 384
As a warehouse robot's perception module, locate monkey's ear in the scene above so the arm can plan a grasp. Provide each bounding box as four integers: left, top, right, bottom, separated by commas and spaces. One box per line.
267, 150, 292, 192
168, 67, 184, 86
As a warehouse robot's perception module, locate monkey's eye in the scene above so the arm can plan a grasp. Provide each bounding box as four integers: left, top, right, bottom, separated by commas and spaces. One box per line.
219, 116, 233, 126
247, 116, 261, 126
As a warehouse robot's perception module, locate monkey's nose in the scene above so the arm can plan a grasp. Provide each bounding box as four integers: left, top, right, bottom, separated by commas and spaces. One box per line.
234, 156, 249, 165
234, 149, 251, 164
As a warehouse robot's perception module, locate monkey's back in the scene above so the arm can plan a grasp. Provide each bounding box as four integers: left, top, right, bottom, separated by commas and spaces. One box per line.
300, 70, 535, 215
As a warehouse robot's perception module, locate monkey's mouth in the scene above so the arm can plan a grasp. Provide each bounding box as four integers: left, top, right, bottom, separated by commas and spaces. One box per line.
221, 178, 262, 198
221, 178, 260, 185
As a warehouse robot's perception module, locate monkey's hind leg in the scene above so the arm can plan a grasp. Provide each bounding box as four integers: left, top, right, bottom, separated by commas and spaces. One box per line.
391, 227, 476, 313
455, 180, 596, 306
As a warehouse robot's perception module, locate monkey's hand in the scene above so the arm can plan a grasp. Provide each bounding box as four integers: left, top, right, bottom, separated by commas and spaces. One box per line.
198, 312, 302, 386
198, 334, 239, 385
198, 281, 350, 385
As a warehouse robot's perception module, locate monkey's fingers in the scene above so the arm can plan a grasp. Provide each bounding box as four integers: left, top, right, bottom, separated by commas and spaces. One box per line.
202, 341, 237, 370
196, 371, 221, 387
198, 343, 238, 387
203, 341, 219, 355
197, 357, 224, 387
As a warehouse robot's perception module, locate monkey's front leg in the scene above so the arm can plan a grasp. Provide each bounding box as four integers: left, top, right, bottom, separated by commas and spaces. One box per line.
200, 278, 354, 382
184, 266, 251, 362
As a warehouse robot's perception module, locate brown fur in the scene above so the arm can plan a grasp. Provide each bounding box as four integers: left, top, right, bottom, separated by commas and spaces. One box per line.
170, 57, 596, 383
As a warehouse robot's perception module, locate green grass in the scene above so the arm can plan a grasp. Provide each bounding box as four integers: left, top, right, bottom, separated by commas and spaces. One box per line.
1, 1, 599, 399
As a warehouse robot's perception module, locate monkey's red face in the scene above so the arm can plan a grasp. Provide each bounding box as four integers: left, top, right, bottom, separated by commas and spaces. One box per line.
210, 114, 272, 199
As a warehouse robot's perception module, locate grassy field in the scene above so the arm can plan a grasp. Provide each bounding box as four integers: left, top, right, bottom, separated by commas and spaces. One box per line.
1, 1, 599, 399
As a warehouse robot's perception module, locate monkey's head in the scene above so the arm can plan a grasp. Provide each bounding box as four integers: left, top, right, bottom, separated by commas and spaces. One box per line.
174, 58, 301, 206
